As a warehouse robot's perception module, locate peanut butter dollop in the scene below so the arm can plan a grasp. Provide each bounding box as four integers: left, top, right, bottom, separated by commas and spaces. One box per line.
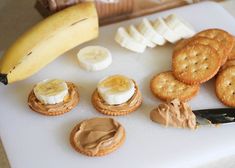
150, 99, 196, 129
72, 118, 124, 155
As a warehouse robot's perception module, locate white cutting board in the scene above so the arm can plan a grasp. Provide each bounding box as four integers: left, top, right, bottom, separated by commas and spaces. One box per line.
1, 2, 235, 168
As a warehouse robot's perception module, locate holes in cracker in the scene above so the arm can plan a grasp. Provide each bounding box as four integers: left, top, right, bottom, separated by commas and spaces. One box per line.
193, 61, 198, 65
203, 57, 208, 61
183, 65, 188, 69
181, 56, 187, 61
192, 51, 197, 56
202, 64, 209, 70
162, 78, 167, 82
225, 80, 232, 86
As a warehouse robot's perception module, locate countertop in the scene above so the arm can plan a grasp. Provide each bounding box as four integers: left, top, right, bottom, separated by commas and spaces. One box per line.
0, 0, 235, 168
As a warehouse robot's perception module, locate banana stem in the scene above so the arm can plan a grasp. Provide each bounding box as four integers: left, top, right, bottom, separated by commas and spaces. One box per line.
0, 74, 8, 85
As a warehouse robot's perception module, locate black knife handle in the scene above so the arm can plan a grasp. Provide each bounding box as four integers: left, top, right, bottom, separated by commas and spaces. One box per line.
193, 108, 235, 124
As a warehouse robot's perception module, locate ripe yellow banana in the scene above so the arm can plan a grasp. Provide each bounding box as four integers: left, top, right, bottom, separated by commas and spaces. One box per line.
0, 2, 98, 85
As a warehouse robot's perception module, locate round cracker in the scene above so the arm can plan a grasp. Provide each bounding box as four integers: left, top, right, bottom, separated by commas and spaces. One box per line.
219, 59, 235, 73
216, 66, 235, 107
172, 44, 221, 84
196, 29, 234, 64
173, 38, 192, 52
228, 37, 235, 60
150, 71, 199, 101
187, 36, 224, 65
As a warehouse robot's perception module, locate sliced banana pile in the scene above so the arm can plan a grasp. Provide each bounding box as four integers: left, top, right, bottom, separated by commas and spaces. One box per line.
115, 27, 147, 53
34, 79, 68, 105
97, 75, 135, 105
77, 46, 112, 71
115, 14, 196, 53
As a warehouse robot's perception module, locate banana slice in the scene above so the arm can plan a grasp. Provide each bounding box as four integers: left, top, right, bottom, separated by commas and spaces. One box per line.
33, 79, 68, 105
97, 75, 135, 105
77, 46, 112, 71
138, 18, 166, 45
128, 25, 156, 48
164, 14, 196, 39
115, 27, 146, 53
152, 17, 181, 43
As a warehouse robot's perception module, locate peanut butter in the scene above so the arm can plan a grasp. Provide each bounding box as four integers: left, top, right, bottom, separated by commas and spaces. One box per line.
71, 118, 125, 155
150, 99, 196, 129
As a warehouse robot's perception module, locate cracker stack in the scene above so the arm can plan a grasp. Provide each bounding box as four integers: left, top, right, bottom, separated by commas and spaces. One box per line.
151, 28, 235, 107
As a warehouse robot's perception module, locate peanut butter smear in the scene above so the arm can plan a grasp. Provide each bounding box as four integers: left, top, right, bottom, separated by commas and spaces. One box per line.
150, 99, 196, 129
28, 82, 79, 115
72, 118, 124, 155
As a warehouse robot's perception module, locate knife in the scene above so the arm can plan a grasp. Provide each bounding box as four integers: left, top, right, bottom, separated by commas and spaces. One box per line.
193, 108, 235, 125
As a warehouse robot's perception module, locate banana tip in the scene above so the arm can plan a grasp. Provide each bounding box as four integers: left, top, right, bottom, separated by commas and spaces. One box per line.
0, 74, 8, 85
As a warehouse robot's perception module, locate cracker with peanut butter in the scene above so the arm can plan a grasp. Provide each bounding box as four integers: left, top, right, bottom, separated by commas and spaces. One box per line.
150, 71, 199, 101
70, 117, 125, 157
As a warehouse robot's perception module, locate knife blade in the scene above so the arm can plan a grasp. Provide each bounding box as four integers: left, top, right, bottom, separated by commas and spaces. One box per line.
193, 108, 235, 125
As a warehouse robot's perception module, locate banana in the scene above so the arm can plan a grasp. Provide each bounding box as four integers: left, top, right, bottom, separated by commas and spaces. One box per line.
77, 46, 112, 71
152, 17, 181, 43
97, 75, 135, 105
138, 18, 166, 45
0, 2, 98, 85
127, 25, 156, 48
115, 27, 146, 53
164, 14, 195, 39
33, 79, 68, 105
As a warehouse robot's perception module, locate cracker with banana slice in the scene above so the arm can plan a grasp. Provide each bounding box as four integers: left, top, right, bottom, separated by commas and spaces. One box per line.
28, 79, 79, 116
92, 75, 142, 116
